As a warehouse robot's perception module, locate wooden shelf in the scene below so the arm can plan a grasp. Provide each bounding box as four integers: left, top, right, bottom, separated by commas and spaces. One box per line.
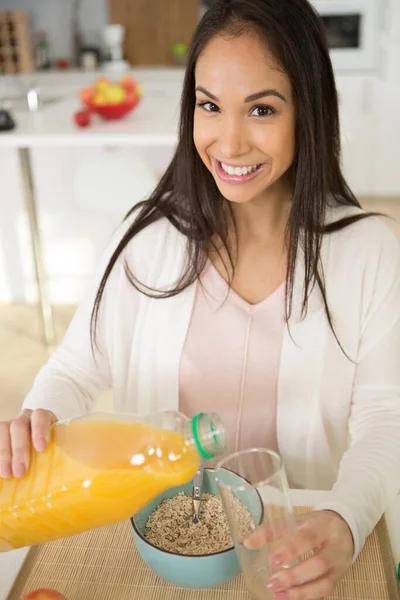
0, 10, 34, 74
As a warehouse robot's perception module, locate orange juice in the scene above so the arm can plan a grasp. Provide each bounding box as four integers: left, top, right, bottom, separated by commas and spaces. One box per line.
0, 418, 202, 552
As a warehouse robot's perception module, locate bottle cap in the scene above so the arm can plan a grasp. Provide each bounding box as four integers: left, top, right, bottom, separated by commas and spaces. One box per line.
192, 412, 226, 460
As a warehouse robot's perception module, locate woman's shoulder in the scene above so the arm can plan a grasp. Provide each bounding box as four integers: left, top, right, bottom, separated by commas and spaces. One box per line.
112, 207, 182, 255
326, 203, 400, 258
118, 210, 187, 286
325, 204, 400, 303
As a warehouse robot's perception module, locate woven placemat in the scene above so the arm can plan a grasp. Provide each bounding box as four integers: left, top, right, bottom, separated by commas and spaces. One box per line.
6, 507, 400, 600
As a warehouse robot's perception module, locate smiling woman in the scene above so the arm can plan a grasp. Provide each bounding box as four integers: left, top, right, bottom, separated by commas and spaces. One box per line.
193, 34, 295, 207
3, 2, 400, 600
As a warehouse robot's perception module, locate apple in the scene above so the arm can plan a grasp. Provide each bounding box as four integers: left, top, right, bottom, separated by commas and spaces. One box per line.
120, 75, 136, 92
79, 86, 95, 106
74, 110, 91, 128
56, 58, 69, 70
95, 78, 110, 93
120, 76, 142, 99
92, 93, 107, 105
21, 589, 67, 600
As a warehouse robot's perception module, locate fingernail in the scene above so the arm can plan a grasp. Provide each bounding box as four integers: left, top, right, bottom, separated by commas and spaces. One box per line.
35, 436, 47, 452
13, 462, 26, 478
271, 553, 285, 567
267, 578, 284, 592
0, 462, 12, 478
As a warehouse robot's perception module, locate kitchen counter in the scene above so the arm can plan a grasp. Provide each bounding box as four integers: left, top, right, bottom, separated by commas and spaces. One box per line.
1, 489, 400, 599
0, 71, 183, 148
0, 69, 184, 345
0, 96, 178, 148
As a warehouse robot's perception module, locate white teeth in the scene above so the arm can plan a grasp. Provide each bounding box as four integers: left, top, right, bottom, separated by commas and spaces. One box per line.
220, 162, 259, 176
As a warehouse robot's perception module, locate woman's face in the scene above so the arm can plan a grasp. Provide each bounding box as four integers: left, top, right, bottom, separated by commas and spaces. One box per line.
194, 32, 296, 206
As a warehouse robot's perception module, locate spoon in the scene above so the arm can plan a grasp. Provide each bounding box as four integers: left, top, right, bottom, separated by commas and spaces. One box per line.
185, 462, 204, 527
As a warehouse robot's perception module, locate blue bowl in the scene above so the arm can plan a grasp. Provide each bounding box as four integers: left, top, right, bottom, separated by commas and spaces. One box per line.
131, 468, 259, 589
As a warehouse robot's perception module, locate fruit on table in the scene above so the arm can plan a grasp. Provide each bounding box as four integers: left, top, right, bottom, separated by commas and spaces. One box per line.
79, 86, 95, 104
80, 76, 142, 107
56, 57, 69, 70
74, 109, 91, 128
120, 75, 142, 97
120, 75, 135, 91
102, 83, 127, 104
20, 590, 68, 600
95, 77, 110, 91
92, 92, 108, 105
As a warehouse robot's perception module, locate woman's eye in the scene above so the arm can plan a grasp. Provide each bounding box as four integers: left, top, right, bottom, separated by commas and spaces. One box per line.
197, 101, 220, 113
251, 105, 275, 117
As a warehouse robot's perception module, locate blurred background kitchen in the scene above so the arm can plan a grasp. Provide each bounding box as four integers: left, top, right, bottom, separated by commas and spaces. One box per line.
0, 0, 399, 420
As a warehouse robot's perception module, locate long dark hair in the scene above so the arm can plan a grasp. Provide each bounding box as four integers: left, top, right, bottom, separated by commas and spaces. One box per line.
91, 0, 375, 350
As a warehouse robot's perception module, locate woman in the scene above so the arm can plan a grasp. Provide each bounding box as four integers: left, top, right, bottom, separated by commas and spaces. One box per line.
1, 0, 399, 598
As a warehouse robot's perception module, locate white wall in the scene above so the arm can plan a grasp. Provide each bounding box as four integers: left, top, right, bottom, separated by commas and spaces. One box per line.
386, 0, 400, 83
0, 0, 109, 60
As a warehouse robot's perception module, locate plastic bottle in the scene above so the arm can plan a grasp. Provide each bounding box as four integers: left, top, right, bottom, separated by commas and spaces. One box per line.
0, 411, 226, 552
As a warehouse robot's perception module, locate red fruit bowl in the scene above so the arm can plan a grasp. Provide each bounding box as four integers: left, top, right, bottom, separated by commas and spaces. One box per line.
86, 96, 140, 120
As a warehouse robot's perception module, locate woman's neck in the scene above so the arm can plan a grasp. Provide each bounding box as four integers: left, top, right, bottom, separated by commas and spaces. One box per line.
209, 186, 292, 304
231, 186, 292, 249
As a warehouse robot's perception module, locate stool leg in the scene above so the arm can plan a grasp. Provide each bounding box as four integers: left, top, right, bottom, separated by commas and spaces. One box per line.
19, 147, 56, 350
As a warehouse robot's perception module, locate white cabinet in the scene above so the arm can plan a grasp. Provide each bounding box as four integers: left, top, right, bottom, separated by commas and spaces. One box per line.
337, 77, 376, 196
337, 77, 400, 198
0, 144, 176, 305
369, 82, 400, 196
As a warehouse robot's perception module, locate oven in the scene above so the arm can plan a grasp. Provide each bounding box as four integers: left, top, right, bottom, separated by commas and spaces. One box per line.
310, 0, 381, 72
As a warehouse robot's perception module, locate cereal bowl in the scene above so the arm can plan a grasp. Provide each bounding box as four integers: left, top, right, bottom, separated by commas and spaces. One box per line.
130, 468, 263, 589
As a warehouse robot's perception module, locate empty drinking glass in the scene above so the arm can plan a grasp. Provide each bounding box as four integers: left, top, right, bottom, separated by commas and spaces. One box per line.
215, 448, 297, 600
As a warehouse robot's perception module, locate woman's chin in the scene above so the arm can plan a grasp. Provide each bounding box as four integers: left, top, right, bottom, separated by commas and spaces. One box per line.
214, 181, 267, 205
223, 193, 259, 205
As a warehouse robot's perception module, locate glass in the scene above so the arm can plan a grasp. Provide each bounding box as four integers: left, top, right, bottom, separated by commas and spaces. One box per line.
215, 449, 297, 600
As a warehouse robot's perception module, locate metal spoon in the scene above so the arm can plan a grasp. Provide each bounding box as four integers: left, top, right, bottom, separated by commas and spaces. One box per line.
184, 462, 204, 527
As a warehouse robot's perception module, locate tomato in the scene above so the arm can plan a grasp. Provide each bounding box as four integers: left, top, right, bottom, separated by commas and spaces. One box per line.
74, 110, 91, 128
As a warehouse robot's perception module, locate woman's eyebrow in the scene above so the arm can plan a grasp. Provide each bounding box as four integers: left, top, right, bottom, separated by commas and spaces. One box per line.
195, 86, 287, 103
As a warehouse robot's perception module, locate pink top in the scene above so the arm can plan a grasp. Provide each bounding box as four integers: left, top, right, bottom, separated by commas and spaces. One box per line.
179, 261, 286, 456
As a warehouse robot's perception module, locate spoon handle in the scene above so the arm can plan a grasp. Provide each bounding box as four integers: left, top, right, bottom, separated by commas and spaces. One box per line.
192, 462, 204, 522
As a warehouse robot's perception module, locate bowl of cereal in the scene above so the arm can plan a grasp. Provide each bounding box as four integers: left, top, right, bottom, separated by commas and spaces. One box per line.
130, 468, 262, 589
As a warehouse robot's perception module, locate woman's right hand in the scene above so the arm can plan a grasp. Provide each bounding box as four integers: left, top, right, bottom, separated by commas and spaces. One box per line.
0, 409, 57, 479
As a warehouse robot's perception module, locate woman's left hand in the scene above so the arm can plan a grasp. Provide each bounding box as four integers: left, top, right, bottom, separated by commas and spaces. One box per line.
246, 510, 354, 599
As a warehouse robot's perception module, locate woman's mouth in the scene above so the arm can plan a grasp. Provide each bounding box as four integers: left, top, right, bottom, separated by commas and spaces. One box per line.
213, 158, 267, 184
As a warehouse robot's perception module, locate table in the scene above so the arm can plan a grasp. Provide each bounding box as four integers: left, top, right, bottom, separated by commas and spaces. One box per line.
1, 489, 399, 600
0, 80, 181, 348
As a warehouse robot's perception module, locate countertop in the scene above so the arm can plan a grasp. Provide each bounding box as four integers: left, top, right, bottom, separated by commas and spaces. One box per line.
1, 489, 400, 599
0, 69, 183, 148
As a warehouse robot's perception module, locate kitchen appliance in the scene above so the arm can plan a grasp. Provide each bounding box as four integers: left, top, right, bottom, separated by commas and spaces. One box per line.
102, 24, 130, 72
0, 109, 15, 131
310, 0, 384, 72
79, 46, 101, 71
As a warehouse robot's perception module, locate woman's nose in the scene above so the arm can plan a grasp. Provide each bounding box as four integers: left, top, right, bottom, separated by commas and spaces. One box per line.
217, 119, 251, 159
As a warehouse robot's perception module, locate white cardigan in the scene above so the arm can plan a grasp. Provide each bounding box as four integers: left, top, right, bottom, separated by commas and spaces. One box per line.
23, 204, 400, 559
